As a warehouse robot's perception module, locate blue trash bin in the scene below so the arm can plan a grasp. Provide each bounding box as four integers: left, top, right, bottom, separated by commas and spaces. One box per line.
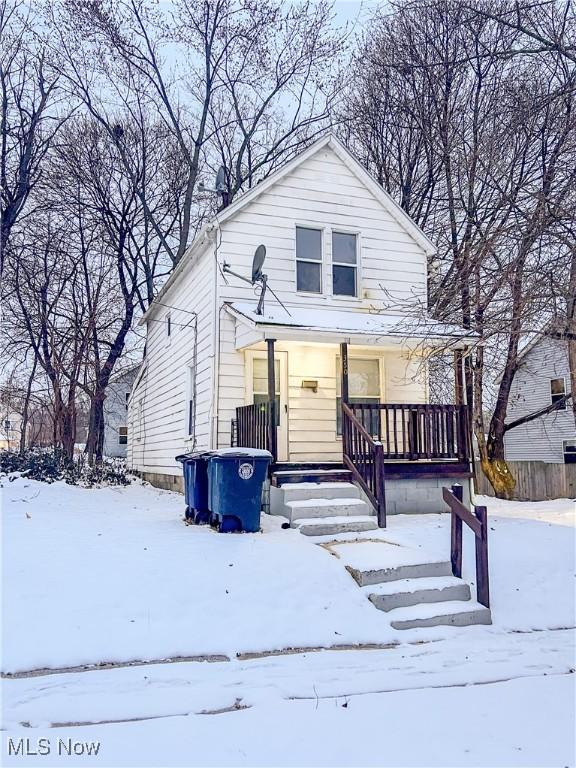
176, 452, 212, 524
207, 449, 272, 533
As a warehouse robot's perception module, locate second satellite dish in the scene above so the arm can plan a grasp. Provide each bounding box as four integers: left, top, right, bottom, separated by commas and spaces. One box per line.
252, 245, 266, 283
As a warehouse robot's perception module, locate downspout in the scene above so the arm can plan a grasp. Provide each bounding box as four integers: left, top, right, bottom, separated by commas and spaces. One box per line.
208, 222, 220, 450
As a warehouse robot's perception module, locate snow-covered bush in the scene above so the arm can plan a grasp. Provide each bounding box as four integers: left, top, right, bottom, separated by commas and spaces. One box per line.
0, 449, 130, 486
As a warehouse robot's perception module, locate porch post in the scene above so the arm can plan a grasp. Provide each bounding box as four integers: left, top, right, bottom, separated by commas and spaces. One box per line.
266, 338, 277, 462
454, 349, 464, 406
340, 342, 349, 404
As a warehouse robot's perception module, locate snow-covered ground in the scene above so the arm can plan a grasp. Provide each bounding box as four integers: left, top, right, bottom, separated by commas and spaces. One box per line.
2, 476, 575, 766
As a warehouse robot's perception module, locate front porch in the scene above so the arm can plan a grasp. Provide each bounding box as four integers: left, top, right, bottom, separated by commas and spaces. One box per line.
225, 304, 473, 527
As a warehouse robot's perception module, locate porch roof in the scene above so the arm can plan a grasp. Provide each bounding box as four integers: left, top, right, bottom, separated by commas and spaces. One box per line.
226, 302, 477, 349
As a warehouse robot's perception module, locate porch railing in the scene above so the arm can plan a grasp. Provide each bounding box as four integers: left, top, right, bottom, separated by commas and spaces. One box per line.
342, 403, 386, 527
234, 403, 273, 454
347, 403, 470, 462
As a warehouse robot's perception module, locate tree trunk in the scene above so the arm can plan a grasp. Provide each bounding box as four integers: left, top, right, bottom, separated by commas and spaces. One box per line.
19, 359, 37, 454
86, 394, 106, 465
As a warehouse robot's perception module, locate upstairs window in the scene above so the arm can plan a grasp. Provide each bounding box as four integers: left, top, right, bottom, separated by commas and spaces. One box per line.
296, 226, 322, 293
332, 232, 358, 297
550, 377, 566, 409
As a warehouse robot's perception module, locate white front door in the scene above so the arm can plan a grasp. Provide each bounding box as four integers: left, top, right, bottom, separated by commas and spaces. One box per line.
246, 351, 289, 462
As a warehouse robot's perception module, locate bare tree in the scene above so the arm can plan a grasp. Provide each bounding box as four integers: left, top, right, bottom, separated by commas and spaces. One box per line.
0, 0, 64, 274
342, 0, 575, 496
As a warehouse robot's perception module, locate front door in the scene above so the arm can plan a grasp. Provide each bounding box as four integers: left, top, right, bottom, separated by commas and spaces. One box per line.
246, 351, 289, 462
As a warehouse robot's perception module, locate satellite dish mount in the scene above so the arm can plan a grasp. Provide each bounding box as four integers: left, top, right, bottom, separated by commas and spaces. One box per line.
223, 244, 270, 315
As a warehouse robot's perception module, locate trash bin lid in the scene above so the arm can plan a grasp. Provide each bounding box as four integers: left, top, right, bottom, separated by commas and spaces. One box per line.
209, 447, 273, 459
175, 451, 212, 462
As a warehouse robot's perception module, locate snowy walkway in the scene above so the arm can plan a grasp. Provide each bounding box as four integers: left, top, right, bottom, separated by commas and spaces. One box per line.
2, 476, 575, 766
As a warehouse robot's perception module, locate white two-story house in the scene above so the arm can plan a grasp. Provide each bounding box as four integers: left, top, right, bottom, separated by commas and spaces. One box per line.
127, 135, 476, 527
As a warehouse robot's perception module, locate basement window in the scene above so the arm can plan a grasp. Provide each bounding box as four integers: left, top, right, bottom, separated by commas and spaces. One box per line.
550, 377, 566, 409
296, 227, 322, 293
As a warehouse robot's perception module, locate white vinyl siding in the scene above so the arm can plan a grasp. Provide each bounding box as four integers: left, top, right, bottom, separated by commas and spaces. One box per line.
127, 244, 215, 476
504, 337, 575, 463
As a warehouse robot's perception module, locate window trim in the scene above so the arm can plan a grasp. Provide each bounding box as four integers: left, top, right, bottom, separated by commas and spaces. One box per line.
295, 224, 324, 295
118, 425, 128, 445
550, 376, 567, 410
331, 230, 359, 298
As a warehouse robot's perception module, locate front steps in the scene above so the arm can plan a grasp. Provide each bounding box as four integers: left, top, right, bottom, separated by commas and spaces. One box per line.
366, 575, 471, 612
293, 516, 378, 536
270, 479, 376, 536
270, 472, 491, 631
341, 547, 492, 630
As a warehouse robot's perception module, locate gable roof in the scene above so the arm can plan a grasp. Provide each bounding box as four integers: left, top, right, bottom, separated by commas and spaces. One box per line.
141, 134, 436, 324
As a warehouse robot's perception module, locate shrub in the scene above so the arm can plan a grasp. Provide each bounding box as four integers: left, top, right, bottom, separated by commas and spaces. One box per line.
0, 449, 131, 486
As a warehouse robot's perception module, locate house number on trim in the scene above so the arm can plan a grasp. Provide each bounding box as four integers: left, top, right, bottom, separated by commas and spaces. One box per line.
238, 463, 254, 480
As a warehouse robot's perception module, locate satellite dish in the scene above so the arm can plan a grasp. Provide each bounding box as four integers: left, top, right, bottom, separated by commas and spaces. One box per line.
215, 165, 226, 192
251, 245, 266, 283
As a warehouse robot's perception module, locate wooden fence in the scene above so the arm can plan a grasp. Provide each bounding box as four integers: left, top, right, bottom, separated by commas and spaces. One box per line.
475, 460, 576, 501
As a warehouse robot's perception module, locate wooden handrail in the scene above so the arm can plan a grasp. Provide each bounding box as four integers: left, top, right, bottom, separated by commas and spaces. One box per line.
342, 402, 386, 527
443, 484, 490, 608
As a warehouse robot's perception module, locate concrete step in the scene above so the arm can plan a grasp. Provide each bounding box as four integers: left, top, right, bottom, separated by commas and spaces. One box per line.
292, 515, 378, 537
272, 469, 352, 486
285, 497, 369, 521
366, 576, 471, 612
388, 600, 492, 630
347, 559, 452, 587
281, 482, 361, 503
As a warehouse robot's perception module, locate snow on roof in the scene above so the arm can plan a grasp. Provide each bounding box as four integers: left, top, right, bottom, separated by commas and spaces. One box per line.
228, 302, 475, 341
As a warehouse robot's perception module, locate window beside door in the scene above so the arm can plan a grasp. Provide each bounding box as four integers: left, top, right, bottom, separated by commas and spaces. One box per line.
252, 357, 281, 426
336, 357, 381, 435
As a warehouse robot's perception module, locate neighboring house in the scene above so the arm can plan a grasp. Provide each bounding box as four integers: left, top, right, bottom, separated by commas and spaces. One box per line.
0, 412, 24, 451
104, 365, 140, 458
504, 332, 575, 464
128, 134, 476, 522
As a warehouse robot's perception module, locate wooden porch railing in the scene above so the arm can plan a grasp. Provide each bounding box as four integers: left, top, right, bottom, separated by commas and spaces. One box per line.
443, 484, 490, 608
234, 403, 274, 455
342, 402, 386, 527
348, 403, 470, 462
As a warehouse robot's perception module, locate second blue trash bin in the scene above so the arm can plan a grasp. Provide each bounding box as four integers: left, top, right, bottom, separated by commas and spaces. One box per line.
208, 448, 272, 533
176, 452, 212, 524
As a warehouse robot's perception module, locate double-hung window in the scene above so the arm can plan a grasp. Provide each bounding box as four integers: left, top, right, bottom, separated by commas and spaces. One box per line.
332, 232, 357, 297
550, 377, 566, 409
118, 426, 128, 445
296, 226, 322, 293
336, 357, 381, 435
